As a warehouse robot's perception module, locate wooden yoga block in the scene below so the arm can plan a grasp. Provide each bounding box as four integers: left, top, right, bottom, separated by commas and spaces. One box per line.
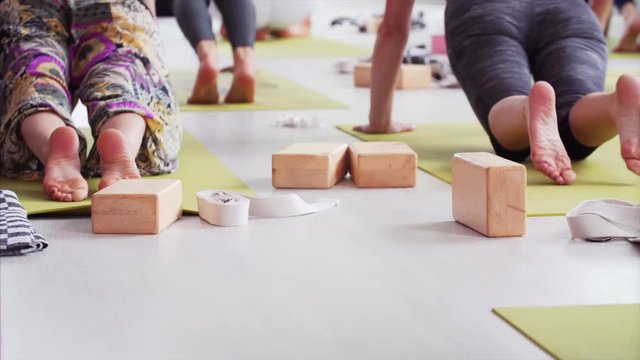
451, 152, 526, 237
272, 143, 349, 189
353, 63, 431, 89
349, 142, 417, 188
92, 179, 183, 234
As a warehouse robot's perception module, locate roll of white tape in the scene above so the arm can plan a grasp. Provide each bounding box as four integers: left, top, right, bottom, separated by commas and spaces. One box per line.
566, 199, 640, 242
197, 190, 250, 226
196, 190, 339, 226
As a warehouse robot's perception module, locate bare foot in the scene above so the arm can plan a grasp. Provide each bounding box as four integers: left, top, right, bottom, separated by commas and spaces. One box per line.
224, 48, 256, 103
527, 82, 576, 185
611, 74, 640, 174
188, 58, 219, 104
97, 128, 141, 190
43, 126, 88, 202
614, 16, 640, 53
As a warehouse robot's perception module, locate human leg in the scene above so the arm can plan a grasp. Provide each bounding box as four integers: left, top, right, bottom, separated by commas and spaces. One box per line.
189, 39, 221, 104
215, 0, 257, 103
173, 0, 221, 103
532, 0, 612, 164
447, 0, 580, 184
21, 114, 88, 202
569, 74, 640, 174
614, 1, 640, 52
0, 0, 88, 201
589, 0, 614, 32
446, 1, 533, 160
96, 114, 145, 189
224, 47, 256, 103
72, 0, 182, 189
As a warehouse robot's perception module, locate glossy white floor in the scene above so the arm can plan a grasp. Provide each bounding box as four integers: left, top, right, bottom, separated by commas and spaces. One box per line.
2, 2, 639, 359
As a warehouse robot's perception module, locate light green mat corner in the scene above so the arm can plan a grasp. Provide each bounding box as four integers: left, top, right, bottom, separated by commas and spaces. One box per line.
0, 130, 253, 215
172, 69, 347, 112
218, 36, 371, 58
493, 304, 640, 360
337, 122, 639, 216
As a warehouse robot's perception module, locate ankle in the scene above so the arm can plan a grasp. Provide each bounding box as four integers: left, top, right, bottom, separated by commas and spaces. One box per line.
196, 40, 218, 64
233, 47, 255, 69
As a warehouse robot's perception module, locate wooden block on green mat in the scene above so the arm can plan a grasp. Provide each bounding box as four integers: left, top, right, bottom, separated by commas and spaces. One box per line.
272, 143, 349, 189
349, 142, 417, 188
354, 63, 432, 89
92, 179, 182, 234
452, 152, 526, 237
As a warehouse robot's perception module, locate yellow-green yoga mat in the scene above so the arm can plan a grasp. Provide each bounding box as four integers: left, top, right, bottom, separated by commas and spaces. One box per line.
337, 122, 639, 216
606, 37, 640, 59
0, 130, 254, 215
605, 67, 640, 91
609, 52, 640, 60
218, 36, 371, 58
493, 304, 640, 360
172, 69, 347, 112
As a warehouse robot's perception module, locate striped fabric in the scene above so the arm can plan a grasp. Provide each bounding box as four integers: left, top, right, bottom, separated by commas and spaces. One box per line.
0, 190, 48, 256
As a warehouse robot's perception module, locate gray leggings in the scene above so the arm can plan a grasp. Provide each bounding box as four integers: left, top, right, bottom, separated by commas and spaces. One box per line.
445, 0, 608, 161
170, 0, 256, 49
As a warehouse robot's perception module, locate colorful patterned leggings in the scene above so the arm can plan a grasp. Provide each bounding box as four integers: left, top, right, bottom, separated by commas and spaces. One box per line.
0, 0, 181, 179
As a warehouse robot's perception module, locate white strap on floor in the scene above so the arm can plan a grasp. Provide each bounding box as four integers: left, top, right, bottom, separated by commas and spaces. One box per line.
196, 190, 339, 227
566, 199, 640, 242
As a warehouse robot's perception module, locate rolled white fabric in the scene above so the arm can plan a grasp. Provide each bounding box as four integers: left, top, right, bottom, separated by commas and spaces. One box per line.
197, 190, 339, 226
566, 199, 640, 242
197, 190, 250, 227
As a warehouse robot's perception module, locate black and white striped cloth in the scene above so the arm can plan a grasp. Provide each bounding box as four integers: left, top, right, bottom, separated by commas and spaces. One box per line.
0, 189, 48, 256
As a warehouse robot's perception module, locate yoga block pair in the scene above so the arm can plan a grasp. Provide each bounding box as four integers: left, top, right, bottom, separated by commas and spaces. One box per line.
452, 152, 526, 237
92, 179, 182, 234
354, 63, 431, 89
272, 142, 417, 189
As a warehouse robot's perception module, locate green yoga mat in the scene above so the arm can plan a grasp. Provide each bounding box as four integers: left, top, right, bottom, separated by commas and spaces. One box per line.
172, 69, 347, 112
493, 304, 640, 360
0, 130, 253, 215
337, 122, 639, 216
218, 36, 371, 58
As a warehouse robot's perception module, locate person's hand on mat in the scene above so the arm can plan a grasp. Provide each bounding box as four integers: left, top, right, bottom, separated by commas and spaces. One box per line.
353, 122, 415, 134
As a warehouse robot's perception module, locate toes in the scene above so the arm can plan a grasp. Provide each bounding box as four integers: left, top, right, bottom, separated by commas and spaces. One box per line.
625, 158, 640, 175
535, 160, 575, 185
560, 169, 577, 185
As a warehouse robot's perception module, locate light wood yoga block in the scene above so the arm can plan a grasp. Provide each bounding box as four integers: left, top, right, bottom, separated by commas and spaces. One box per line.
354, 63, 431, 89
452, 152, 526, 237
92, 179, 183, 234
272, 143, 349, 189
348, 142, 417, 188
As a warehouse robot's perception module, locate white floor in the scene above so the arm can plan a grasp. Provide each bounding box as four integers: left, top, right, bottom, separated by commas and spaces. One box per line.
2, 2, 639, 359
